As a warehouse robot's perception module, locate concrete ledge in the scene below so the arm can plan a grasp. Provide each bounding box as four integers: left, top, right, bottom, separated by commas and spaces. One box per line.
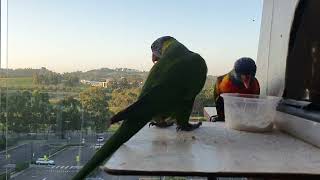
274, 111, 320, 148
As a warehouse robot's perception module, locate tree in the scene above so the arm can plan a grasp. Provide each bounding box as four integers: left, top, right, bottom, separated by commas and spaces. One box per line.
0, 90, 7, 135
5, 91, 32, 133
192, 87, 215, 116
30, 90, 52, 132
118, 77, 130, 89
32, 70, 62, 85
59, 96, 81, 131
62, 74, 80, 87
80, 87, 111, 132
108, 88, 140, 115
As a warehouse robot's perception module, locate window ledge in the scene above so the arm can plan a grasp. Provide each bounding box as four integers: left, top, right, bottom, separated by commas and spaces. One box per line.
277, 102, 320, 123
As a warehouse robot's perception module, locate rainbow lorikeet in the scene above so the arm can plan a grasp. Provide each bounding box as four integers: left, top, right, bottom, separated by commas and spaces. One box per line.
212, 57, 260, 122
73, 36, 207, 179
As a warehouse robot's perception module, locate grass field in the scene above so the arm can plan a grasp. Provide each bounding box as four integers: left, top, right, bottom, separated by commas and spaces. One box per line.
0, 77, 34, 88
0, 77, 88, 93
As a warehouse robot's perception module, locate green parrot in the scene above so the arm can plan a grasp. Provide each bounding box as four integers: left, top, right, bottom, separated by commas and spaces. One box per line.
73, 36, 207, 179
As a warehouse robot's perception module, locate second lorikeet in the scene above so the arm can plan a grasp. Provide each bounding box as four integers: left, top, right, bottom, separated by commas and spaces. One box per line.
212, 57, 260, 122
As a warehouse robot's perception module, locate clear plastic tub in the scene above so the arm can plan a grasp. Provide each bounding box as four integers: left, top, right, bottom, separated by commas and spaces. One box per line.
221, 93, 281, 132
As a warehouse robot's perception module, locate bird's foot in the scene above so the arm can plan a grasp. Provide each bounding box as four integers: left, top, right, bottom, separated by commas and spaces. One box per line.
176, 122, 202, 131
149, 121, 174, 128
209, 115, 225, 122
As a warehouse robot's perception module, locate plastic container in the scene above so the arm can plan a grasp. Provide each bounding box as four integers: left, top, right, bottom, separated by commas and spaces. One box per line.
221, 93, 281, 132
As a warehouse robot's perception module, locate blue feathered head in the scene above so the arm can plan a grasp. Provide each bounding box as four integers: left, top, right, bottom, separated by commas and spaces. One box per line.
234, 57, 257, 77
233, 57, 257, 88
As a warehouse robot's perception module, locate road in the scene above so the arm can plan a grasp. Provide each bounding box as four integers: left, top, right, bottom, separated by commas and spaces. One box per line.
0, 133, 107, 167
0, 142, 56, 168
11, 141, 139, 180
3, 137, 200, 180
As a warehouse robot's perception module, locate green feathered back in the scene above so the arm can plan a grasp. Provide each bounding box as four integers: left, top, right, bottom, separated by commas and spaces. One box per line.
141, 40, 207, 100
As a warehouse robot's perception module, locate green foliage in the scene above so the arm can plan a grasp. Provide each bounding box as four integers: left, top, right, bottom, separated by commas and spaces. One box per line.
0, 136, 6, 150
32, 69, 62, 85
108, 88, 141, 114
1, 67, 147, 87
204, 75, 217, 89
29, 90, 53, 132
192, 87, 215, 115
0, 68, 39, 78
80, 87, 111, 132
32, 68, 80, 87
0, 90, 55, 134
0, 172, 10, 180
192, 75, 217, 116
104, 77, 143, 91
0, 77, 33, 88
107, 123, 120, 133
62, 73, 80, 86
6, 91, 33, 133
15, 161, 29, 172
0, 66, 216, 135
74, 67, 147, 81
58, 96, 81, 130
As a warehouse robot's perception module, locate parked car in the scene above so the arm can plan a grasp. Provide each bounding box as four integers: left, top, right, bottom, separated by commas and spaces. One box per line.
94, 143, 103, 149
97, 137, 104, 142
35, 158, 55, 165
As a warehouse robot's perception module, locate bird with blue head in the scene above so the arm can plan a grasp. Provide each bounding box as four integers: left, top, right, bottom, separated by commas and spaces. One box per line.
212, 57, 260, 122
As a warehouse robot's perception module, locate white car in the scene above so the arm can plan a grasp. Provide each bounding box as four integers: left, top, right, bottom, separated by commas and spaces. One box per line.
97, 137, 104, 142
36, 158, 55, 165
94, 143, 103, 149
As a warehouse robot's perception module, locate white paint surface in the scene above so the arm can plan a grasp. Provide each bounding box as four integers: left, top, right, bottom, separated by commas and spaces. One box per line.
104, 122, 320, 176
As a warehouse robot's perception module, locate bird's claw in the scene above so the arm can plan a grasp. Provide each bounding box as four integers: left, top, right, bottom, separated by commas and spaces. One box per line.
209, 115, 224, 122
149, 121, 156, 127
176, 122, 202, 131
149, 121, 174, 128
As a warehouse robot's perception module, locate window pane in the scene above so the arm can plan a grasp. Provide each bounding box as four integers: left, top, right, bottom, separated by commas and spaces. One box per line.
2, 1, 262, 179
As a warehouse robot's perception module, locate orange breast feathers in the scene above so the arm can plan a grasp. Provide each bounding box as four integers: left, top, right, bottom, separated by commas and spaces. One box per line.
218, 74, 260, 95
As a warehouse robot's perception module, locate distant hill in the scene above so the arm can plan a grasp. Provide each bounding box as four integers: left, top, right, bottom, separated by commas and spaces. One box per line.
0, 67, 148, 81
70, 68, 148, 81
0, 67, 216, 88
0, 68, 41, 77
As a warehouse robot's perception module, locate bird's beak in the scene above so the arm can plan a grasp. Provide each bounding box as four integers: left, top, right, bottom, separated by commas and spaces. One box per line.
152, 54, 158, 64
241, 75, 252, 89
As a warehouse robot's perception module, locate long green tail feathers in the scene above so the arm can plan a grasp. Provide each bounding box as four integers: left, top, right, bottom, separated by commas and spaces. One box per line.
72, 118, 149, 180
73, 85, 179, 179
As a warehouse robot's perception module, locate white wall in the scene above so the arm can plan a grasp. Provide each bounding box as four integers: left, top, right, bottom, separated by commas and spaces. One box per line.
258, 0, 320, 148
256, 0, 299, 96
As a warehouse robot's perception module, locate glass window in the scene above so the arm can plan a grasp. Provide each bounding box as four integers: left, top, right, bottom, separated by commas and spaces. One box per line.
1, 0, 262, 179
280, 0, 320, 122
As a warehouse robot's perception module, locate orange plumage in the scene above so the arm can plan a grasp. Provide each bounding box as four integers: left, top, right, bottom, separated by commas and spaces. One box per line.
213, 67, 260, 122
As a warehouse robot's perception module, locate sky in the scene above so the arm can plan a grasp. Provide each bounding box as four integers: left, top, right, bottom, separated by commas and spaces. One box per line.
2, 0, 263, 75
